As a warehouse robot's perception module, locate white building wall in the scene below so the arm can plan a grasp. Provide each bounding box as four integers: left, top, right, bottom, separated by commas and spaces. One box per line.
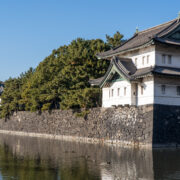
130, 51, 156, 69
102, 77, 154, 107
102, 80, 131, 107
155, 50, 180, 68
137, 77, 154, 106
154, 83, 180, 106
101, 45, 180, 107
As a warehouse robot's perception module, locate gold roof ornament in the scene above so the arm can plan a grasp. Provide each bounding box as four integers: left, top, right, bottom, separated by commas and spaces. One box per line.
177, 11, 180, 22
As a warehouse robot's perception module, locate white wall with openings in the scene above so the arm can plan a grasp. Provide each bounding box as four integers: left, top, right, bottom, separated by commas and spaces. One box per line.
156, 50, 180, 68
154, 83, 180, 106
137, 77, 154, 106
102, 80, 131, 107
131, 50, 155, 69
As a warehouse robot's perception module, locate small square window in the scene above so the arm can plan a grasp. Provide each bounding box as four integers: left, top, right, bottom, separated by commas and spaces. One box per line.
168, 55, 172, 64
177, 86, 180, 96
135, 58, 137, 66
162, 55, 166, 64
141, 86, 144, 95
111, 89, 114, 97
147, 55, 150, 64
142, 56, 145, 65
124, 87, 126, 96
161, 85, 166, 94
117, 88, 120, 96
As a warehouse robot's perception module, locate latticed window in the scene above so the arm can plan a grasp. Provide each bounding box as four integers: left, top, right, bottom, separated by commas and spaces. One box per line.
141, 86, 144, 95
142, 56, 145, 65
147, 55, 150, 64
135, 58, 137, 66
161, 85, 166, 94
168, 55, 172, 64
111, 89, 114, 97
162, 55, 166, 64
177, 86, 180, 96
117, 88, 120, 96
124, 87, 126, 96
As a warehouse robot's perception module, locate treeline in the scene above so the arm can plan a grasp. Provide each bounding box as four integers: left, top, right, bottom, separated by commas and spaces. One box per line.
0, 32, 124, 118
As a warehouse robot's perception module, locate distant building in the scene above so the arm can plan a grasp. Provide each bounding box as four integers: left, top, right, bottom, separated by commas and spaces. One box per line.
0, 82, 4, 105
90, 17, 180, 107
0, 82, 4, 95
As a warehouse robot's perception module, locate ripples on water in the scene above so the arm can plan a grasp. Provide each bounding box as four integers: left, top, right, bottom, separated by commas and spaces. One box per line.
0, 134, 179, 180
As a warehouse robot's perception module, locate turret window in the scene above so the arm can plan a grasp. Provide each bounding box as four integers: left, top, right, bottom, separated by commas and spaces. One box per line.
147, 55, 150, 64
135, 58, 137, 66
162, 55, 166, 64
168, 55, 172, 64
117, 88, 120, 96
142, 56, 145, 65
111, 89, 114, 97
177, 86, 180, 96
161, 85, 166, 94
124, 87, 127, 96
141, 86, 144, 95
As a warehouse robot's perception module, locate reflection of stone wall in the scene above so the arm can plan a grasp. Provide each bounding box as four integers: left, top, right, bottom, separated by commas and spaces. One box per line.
0, 134, 154, 180
153, 104, 180, 145
0, 105, 153, 146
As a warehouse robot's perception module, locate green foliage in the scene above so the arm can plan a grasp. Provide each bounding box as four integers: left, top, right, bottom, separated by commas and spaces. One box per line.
0, 32, 124, 117
0, 68, 34, 118
106, 31, 124, 48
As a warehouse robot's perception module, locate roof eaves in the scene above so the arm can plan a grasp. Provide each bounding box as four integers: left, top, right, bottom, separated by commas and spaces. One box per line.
96, 34, 138, 59
97, 39, 154, 59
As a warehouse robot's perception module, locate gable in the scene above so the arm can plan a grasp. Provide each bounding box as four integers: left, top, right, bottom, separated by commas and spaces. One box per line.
100, 64, 128, 88
165, 25, 180, 41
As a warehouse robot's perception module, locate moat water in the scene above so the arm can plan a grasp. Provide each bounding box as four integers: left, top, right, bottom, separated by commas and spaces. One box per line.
0, 134, 179, 180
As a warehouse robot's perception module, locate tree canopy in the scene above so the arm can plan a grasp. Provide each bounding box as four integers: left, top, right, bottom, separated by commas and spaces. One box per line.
0, 32, 125, 118
106, 31, 124, 48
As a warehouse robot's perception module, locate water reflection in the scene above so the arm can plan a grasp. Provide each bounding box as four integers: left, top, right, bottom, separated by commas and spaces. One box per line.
0, 134, 179, 179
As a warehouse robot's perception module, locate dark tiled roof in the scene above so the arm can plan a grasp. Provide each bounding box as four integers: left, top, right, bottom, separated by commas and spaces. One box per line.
153, 66, 180, 76
97, 18, 180, 58
89, 76, 105, 86
89, 57, 137, 86
89, 57, 180, 87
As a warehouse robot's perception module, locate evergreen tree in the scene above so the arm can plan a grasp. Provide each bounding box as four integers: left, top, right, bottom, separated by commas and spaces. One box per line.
106, 31, 124, 48
0, 32, 125, 117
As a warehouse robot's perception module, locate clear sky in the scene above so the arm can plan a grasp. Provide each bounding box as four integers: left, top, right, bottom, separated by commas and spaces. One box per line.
1, 0, 180, 81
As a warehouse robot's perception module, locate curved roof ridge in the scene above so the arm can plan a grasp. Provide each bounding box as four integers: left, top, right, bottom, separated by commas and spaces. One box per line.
112, 34, 138, 51
138, 18, 177, 34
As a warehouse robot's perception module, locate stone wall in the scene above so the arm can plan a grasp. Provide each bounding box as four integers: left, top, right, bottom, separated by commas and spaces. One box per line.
0, 105, 153, 147
0, 104, 180, 147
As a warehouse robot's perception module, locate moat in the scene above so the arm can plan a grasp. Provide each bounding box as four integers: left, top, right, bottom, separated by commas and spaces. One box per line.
0, 134, 179, 179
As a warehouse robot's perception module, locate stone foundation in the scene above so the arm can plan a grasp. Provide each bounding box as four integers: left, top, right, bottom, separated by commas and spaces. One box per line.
0, 104, 180, 147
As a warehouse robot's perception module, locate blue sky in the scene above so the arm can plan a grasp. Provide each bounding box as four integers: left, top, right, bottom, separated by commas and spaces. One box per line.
1, 0, 180, 81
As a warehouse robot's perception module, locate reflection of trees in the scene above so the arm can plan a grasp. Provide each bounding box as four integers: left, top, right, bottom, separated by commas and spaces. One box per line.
0, 135, 101, 180
60, 159, 99, 180
0, 134, 179, 180
0, 144, 59, 180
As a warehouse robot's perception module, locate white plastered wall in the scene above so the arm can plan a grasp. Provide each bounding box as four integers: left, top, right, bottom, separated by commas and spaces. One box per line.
154, 77, 180, 106
131, 51, 156, 69
119, 46, 156, 69
137, 77, 154, 106
102, 80, 131, 107
102, 77, 154, 107
155, 50, 180, 68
